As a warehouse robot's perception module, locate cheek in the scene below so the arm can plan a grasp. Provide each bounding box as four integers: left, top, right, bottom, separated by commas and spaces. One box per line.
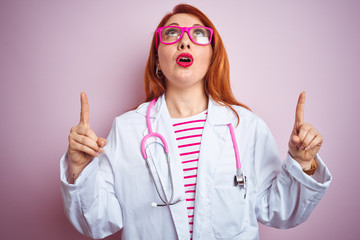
197, 48, 213, 69
157, 47, 174, 70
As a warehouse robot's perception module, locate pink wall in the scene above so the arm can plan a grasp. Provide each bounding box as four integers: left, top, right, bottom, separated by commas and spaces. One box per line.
1, 0, 359, 239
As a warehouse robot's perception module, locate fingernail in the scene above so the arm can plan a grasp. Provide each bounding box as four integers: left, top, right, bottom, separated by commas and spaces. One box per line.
100, 148, 104, 153
300, 145, 305, 150
305, 146, 311, 151
95, 153, 99, 157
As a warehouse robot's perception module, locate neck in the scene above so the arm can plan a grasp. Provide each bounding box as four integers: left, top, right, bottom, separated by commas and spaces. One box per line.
165, 85, 208, 118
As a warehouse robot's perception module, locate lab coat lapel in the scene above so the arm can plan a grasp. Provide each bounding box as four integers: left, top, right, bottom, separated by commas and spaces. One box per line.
192, 99, 236, 239
140, 95, 190, 240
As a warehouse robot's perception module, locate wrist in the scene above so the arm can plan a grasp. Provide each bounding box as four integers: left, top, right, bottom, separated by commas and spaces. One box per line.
288, 151, 317, 175
300, 160, 313, 170
302, 159, 317, 175
68, 164, 88, 184
66, 155, 90, 184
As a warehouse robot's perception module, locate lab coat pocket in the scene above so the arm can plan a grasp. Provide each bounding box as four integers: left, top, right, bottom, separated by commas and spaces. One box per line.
211, 187, 248, 239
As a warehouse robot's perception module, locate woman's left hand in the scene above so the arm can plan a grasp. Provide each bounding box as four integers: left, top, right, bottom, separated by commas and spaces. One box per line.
288, 92, 323, 170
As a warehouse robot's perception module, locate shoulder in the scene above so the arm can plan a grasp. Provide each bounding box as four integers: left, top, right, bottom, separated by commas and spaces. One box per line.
208, 99, 269, 131
112, 102, 148, 126
232, 105, 267, 126
229, 105, 272, 139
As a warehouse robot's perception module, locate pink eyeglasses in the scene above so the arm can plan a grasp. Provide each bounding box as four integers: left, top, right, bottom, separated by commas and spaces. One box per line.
156, 26, 213, 48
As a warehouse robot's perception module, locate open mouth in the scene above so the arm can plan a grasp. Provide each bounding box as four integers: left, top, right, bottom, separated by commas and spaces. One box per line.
178, 57, 192, 62
176, 53, 193, 67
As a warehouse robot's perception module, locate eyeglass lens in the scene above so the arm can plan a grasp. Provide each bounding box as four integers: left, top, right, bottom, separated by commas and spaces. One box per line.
160, 27, 211, 45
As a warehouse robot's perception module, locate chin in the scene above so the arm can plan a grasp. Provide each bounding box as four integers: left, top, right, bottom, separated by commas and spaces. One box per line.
168, 77, 205, 90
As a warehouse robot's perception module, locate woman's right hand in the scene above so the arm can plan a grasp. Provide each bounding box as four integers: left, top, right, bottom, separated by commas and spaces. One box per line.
67, 92, 107, 183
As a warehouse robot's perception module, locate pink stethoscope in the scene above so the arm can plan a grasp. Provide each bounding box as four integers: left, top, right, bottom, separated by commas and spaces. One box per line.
140, 98, 247, 208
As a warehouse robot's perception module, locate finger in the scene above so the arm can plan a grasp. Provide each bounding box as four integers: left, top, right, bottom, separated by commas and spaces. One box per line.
69, 139, 99, 157
301, 128, 318, 150
71, 125, 98, 142
97, 137, 107, 148
290, 135, 300, 147
80, 92, 90, 126
70, 132, 103, 153
297, 123, 312, 147
305, 134, 323, 152
294, 91, 306, 129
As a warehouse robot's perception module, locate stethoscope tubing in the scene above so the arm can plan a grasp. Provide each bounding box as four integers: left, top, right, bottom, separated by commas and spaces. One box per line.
141, 98, 247, 206
141, 99, 169, 159
141, 98, 178, 207
228, 123, 241, 170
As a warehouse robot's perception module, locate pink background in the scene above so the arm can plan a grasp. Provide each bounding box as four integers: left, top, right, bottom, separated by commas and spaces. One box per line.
1, 0, 359, 239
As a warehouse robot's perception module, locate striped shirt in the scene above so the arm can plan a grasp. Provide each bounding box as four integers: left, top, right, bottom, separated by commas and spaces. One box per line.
172, 110, 207, 240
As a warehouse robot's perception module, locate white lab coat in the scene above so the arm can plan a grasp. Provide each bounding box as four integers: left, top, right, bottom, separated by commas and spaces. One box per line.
60, 94, 332, 240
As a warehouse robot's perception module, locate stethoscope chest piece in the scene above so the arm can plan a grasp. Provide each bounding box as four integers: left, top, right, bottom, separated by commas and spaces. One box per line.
234, 170, 247, 199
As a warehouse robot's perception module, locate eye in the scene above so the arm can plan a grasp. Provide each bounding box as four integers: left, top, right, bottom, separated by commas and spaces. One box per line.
165, 28, 180, 37
193, 28, 206, 37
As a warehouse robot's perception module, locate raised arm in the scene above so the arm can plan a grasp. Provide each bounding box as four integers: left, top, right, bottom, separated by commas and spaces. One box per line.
67, 92, 107, 183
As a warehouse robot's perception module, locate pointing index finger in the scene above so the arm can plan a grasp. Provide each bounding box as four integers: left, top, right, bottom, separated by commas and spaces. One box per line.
295, 91, 306, 128
80, 91, 90, 126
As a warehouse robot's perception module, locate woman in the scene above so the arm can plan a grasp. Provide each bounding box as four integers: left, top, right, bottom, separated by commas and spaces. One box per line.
61, 4, 331, 240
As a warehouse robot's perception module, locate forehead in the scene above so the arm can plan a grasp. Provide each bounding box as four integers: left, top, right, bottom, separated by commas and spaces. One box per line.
164, 13, 204, 27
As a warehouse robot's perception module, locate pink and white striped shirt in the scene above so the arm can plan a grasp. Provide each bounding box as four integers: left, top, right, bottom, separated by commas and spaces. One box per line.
172, 110, 207, 240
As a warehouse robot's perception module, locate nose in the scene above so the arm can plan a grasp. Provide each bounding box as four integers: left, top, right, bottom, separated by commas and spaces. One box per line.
178, 31, 191, 50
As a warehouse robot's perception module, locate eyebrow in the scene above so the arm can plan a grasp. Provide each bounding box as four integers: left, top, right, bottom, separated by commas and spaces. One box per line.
166, 23, 204, 27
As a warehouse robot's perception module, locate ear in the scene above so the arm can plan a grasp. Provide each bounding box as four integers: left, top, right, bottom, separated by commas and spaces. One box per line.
156, 60, 161, 70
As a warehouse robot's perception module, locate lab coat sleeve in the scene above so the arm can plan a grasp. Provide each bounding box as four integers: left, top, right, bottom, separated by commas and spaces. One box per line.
60, 119, 123, 239
253, 119, 332, 228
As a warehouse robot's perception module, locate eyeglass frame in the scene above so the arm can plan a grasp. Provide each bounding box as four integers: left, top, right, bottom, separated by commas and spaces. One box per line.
155, 26, 214, 49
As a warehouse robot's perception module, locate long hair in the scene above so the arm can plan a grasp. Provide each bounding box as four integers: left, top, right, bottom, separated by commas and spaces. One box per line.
144, 4, 251, 124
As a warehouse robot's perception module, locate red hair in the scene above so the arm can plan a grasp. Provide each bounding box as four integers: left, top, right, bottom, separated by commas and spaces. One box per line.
144, 4, 251, 124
